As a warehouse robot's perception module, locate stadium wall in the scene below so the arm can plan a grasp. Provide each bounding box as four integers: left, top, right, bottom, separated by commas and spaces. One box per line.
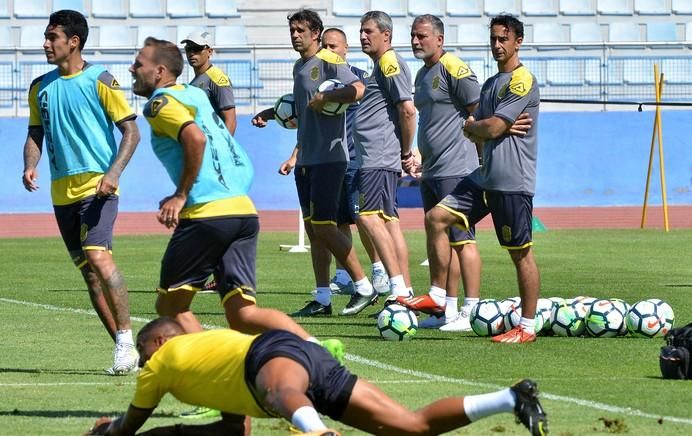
1, 110, 690, 213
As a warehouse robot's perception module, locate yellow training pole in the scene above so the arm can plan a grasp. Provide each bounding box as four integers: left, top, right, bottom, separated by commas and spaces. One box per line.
640, 66, 660, 228
655, 71, 670, 232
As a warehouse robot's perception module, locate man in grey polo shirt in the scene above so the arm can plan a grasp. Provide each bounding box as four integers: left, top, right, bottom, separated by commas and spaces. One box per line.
426, 14, 541, 344
395, 14, 483, 332
353, 10, 417, 304
252, 9, 375, 317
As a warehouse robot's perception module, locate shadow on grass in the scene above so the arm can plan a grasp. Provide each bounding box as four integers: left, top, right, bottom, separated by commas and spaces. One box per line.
47, 289, 155, 294
0, 409, 174, 418
0, 367, 128, 377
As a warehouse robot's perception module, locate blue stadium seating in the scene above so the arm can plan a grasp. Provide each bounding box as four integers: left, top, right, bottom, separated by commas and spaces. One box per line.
464, 57, 487, 83
214, 60, 257, 90
18, 62, 54, 93
0, 1, 8, 18
98, 25, 133, 48
408, 0, 443, 17
484, 0, 520, 16
206, 0, 240, 18
522, 0, 558, 16
545, 58, 591, 85
392, 24, 413, 46
215, 25, 249, 47
15, 0, 50, 18
635, 0, 670, 15
0, 61, 15, 107
646, 22, 679, 42
570, 22, 604, 43
377, 0, 406, 17
661, 58, 692, 83
608, 22, 642, 42
532, 23, 567, 44
92, 0, 127, 18
137, 25, 171, 46
520, 58, 547, 85
341, 25, 362, 47
167, 0, 203, 18
672, 0, 692, 14
686, 22, 692, 40
597, 0, 633, 15
130, 0, 165, 18
560, 0, 596, 15
19, 25, 45, 48
446, 0, 482, 16
53, 0, 86, 15
0, 26, 13, 48
620, 58, 655, 84
332, 0, 366, 17
457, 23, 489, 44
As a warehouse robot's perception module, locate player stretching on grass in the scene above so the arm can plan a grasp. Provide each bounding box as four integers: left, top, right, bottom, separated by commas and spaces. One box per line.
21, 9, 140, 375
425, 15, 541, 344
87, 317, 548, 436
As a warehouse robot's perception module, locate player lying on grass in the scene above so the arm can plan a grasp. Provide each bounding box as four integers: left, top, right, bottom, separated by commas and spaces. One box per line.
87, 317, 548, 436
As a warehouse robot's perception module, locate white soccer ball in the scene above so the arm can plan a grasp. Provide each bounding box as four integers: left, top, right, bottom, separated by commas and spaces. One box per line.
377, 303, 418, 341
273, 93, 298, 129
504, 304, 545, 333
585, 299, 626, 338
550, 302, 587, 337
470, 299, 505, 337
609, 298, 631, 335
626, 300, 664, 338
647, 298, 675, 335
317, 78, 349, 116
536, 298, 555, 332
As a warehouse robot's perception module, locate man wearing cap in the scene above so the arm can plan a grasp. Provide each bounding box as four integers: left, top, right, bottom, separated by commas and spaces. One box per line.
181, 31, 237, 136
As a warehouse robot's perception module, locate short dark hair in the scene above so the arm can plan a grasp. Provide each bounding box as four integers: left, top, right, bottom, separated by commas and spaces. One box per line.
323, 27, 348, 42
287, 8, 324, 42
48, 9, 89, 50
137, 317, 184, 343
143, 37, 184, 79
490, 14, 524, 39
413, 14, 445, 36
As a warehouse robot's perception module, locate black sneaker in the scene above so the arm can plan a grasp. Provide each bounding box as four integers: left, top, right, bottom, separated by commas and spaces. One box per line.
290, 300, 333, 317
511, 379, 548, 436
341, 292, 378, 315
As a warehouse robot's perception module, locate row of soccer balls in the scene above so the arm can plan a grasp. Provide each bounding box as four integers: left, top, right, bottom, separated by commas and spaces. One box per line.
376, 297, 675, 341
273, 79, 349, 129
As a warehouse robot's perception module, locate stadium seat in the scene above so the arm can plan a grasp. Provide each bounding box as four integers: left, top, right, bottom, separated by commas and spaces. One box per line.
620, 58, 655, 84
484, 0, 520, 16
332, 0, 366, 17
583, 58, 603, 84
0, 61, 14, 94
672, 0, 692, 14
52, 0, 86, 15
570, 22, 604, 43
546, 58, 585, 85
597, 0, 633, 15
560, 0, 596, 15
532, 23, 567, 43
167, 0, 203, 18
214, 25, 249, 47
608, 22, 642, 42
98, 25, 133, 48
446, 0, 482, 16
408, 0, 443, 16
14, 0, 50, 18
377, 0, 406, 17
137, 25, 171, 46
206, 0, 240, 18
19, 62, 54, 89
130, 0, 165, 18
646, 22, 679, 42
661, 58, 692, 83
391, 22, 413, 46
213, 60, 256, 89
0, 26, 12, 47
458, 23, 489, 44
686, 22, 692, 40
522, 0, 558, 16
0, 1, 8, 18
19, 25, 45, 48
635, 0, 670, 15
92, 0, 127, 18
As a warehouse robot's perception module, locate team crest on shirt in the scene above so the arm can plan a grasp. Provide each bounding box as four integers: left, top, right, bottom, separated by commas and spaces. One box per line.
502, 225, 512, 242
510, 81, 526, 95
456, 65, 470, 77
110, 78, 120, 89
432, 75, 440, 90
217, 76, 230, 86
310, 66, 319, 81
146, 96, 169, 118
383, 64, 398, 76
80, 223, 88, 242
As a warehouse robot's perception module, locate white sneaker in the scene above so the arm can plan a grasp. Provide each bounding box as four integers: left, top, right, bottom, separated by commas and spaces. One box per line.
105, 343, 139, 376
439, 308, 472, 332
419, 314, 445, 329
372, 269, 390, 296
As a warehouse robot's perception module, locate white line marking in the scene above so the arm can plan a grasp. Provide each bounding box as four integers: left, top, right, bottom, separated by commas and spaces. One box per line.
2, 297, 691, 425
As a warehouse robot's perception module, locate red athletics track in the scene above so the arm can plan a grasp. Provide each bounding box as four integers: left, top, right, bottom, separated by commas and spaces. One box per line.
0, 206, 690, 238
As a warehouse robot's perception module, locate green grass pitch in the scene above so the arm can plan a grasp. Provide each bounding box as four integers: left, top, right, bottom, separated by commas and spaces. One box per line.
1, 228, 691, 435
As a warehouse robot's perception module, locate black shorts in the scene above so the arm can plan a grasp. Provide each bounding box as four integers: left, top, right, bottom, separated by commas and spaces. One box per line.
336, 161, 360, 226
295, 163, 347, 225
159, 216, 259, 303
244, 330, 357, 420
53, 194, 118, 268
439, 179, 534, 249
420, 177, 475, 245
359, 169, 399, 221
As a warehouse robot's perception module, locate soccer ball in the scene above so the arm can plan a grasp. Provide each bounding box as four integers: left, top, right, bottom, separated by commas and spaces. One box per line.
647, 298, 675, 335
274, 93, 298, 129
504, 305, 545, 333
470, 299, 505, 337
610, 298, 631, 335
317, 79, 349, 116
585, 299, 626, 338
626, 300, 663, 338
572, 296, 597, 312
377, 303, 418, 341
550, 303, 587, 337
536, 298, 556, 332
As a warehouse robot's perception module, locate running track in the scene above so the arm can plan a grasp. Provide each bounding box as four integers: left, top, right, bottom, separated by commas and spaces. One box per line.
1, 206, 690, 238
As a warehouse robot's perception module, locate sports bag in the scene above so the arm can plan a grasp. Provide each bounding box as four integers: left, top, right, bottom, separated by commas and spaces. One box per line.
660, 322, 692, 380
